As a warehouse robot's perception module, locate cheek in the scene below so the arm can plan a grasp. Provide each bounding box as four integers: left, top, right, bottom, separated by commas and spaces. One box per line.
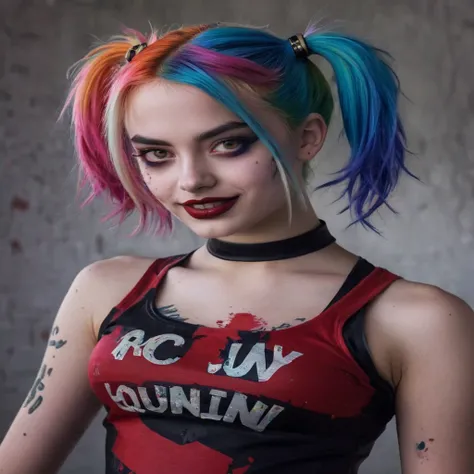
238, 156, 280, 191
219, 163, 268, 194
138, 165, 174, 203
228, 147, 277, 186
139, 165, 152, 184
240, 149, 296, 206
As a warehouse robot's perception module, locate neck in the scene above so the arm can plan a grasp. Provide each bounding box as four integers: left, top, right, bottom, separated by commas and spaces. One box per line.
205, 206, 335, 263
215, 201, 320, 245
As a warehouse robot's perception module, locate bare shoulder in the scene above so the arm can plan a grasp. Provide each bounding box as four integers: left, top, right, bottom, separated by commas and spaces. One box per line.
75, 255, 157, 335
78, 254, 155, 283
75, 255, 155, 298
369, 280, 474, 473
370, 278, 473, 341
365, 278, 474, 387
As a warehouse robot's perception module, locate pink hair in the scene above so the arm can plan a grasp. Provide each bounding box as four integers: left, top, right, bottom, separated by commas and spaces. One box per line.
61, 25, 209, 234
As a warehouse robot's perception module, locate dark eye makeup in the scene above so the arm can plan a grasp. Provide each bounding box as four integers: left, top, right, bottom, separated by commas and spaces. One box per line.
132, 134, 259, 167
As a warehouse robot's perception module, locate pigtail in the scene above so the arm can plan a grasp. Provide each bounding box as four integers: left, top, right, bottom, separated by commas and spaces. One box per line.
61, 37, 140, 222
62, 26, 210, 234
304, 31, 414, 229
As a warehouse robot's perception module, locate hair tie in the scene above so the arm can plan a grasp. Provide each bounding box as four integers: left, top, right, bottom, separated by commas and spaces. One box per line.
288, 34, 309, 59
125, 42, 148, 62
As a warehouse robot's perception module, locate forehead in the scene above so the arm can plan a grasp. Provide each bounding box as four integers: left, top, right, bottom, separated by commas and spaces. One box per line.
124, 78, 288, 140
125, 79, 240, 138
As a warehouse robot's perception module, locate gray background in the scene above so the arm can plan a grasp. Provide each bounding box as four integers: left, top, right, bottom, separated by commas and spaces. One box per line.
1, 0, 473, 473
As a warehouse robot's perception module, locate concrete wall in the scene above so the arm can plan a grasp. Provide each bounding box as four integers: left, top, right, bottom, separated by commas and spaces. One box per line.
1, 0, 473, 473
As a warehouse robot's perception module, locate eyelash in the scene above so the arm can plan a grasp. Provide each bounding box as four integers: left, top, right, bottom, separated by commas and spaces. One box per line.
132, 135, 259, 167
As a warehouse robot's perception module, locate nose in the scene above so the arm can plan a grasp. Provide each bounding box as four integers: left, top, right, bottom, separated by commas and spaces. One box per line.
178, 156, 217, 193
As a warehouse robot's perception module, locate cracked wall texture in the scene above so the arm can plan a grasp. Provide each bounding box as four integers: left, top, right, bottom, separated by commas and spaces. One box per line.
0, 0, 473, 473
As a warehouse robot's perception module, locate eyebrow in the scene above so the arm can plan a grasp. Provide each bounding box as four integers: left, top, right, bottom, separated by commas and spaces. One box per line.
130, 121, 250, 147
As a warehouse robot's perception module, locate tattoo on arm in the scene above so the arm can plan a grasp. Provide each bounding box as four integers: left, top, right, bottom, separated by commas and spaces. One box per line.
24, 326, 66, 415
48, 326, 67, 349
24, 364, 53, 415
156, 304, 188, 322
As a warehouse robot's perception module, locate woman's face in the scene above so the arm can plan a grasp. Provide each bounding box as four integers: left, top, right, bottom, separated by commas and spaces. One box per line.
125, 79, 316, 241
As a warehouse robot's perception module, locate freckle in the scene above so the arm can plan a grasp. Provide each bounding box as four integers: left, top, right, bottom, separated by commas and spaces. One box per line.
429, 438, 434, 442
255, 161, 259, 164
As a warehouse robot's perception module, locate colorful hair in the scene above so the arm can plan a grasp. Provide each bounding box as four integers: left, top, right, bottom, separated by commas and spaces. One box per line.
62, 22, 411, 234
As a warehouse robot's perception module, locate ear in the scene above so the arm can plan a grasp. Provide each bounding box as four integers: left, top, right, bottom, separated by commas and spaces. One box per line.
296, 113, 327, 162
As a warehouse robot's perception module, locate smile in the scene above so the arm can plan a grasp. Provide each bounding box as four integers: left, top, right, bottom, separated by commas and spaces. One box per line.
190, 202, 228, 210
181, 196, 239, 220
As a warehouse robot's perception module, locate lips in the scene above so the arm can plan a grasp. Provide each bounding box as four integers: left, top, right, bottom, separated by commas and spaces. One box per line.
181, 196, 239, 220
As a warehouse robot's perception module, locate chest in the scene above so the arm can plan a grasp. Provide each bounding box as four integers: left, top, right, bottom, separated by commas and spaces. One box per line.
153, 266, 348, 330
87, 255, 399, 453
90, 298, 376, 430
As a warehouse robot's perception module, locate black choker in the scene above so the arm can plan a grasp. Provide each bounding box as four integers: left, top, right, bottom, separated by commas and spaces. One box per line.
206, 221, 335, 262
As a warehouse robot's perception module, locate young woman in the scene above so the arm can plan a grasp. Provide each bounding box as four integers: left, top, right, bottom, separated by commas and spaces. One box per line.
0, 22, 472, 474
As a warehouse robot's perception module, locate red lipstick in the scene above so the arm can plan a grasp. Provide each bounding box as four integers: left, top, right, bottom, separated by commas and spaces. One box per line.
181, 196, 239, 220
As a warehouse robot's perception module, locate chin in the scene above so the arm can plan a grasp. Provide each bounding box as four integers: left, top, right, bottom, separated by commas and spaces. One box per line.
172, 202, 281, 241
176, 211, 261, 240
185, 220, 245, 240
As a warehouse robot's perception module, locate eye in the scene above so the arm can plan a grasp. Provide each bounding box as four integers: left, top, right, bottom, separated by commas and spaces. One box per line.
211, 135, 259, 157
213, 139, 242, 153
132, 148, 172, 166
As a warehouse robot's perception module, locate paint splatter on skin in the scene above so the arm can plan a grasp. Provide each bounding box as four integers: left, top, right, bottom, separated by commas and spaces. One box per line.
416, 439, 434, 461
416, 441, 426, 451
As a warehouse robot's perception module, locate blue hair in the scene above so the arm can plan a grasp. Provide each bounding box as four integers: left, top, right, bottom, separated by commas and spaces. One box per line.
305, 33, 413, 228
159, 25, 412, 230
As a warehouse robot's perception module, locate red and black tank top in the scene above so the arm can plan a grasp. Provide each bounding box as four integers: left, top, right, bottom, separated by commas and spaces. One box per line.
88, 253, 399, 474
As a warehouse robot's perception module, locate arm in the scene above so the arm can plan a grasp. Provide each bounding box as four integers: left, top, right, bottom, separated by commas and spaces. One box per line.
389, 284, 474, 474
0, 263, 107, 474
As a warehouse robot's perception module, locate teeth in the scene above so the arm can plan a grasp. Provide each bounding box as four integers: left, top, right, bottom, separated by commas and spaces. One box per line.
192, 202, 225, 210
